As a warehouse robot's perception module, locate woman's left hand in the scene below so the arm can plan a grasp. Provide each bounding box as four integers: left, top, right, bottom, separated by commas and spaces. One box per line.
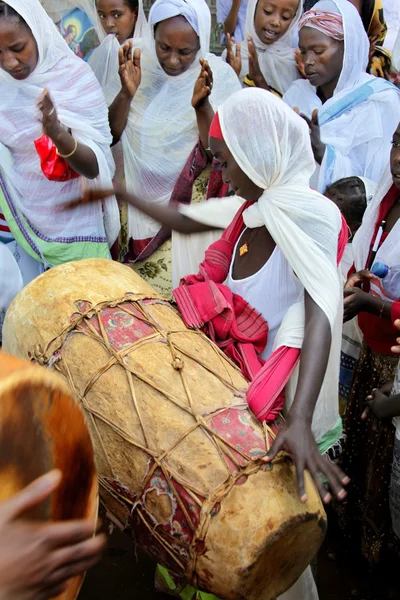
264, 418, 349, 503
37, 89, 61, 141
247, 35, 270, 90
298, 109, 326, 164
192, 59, 213, 110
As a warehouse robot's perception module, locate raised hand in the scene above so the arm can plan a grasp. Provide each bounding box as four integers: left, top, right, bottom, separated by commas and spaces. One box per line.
37, 88, 61, 141
119, 42, 141, 98
298, 108, 326, 165
0, 470, 106, 600
226, 33, 242, 77
248, 35, 270, 91
191, 59, 214, 110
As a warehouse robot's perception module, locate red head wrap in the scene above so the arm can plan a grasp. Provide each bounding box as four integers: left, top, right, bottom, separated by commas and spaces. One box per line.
209, 111, 224, 140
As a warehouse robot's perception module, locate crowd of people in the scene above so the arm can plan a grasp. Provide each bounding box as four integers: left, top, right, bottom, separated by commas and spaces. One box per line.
1, 0, 400, 598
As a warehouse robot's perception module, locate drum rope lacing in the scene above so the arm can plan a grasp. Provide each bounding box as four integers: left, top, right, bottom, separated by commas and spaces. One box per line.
31, 293, 281, 585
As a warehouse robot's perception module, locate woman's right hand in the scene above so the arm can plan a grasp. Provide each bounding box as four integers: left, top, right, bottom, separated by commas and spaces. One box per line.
343, 287, 371, 322
226, 33, 242, 77
0, 470, 106, 600
119, 42, 141, 98
344, 269, 373, 290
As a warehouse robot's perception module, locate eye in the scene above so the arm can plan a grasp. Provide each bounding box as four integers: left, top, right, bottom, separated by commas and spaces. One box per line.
159, 43, 169, 51
263, 10, 272, 15
12, 45, 25, 53
180, 48, 194, 56
115, 12, 123, 18
314, 50, 324, 55
392, 140, 400, 148
98, 13, 105, 19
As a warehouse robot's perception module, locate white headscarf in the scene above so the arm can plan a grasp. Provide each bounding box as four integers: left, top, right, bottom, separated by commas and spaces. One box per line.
89, 0, 149, 103
219, 87, 343, 440
0, 0, 120, 255
239, 0, 301, 95
111, 0, 241, 245
283, 0, 400, 192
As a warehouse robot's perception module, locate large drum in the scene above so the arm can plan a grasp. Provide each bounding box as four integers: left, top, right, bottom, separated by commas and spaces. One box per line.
3, 259, 326, 600
0, 351, 98, 600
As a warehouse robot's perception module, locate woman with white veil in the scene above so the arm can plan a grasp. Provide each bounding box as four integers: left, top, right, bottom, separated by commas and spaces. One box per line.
283, 0, 400, 192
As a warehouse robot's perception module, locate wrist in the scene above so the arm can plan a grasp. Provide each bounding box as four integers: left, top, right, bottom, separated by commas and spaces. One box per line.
47, 124, 64, 144
286, 412, 313, 428
194, 98, 212, 112
119, 87, 135, 102
253, 73, 269, 89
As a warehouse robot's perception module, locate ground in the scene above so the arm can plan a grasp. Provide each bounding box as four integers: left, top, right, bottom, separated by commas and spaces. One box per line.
80, 521, 400, 600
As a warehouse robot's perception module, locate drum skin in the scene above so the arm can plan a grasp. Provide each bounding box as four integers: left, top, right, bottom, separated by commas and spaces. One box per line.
0, 351, 98, 600
3, 259, 326, 600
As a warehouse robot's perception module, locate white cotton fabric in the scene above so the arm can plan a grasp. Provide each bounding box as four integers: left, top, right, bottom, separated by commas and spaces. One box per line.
0, 243, 23, 312
238, 0, 301, 94
219, 87, 343, 443
283, 0, 400, 192
97, 0, 241, 246
0, 0, 119, 252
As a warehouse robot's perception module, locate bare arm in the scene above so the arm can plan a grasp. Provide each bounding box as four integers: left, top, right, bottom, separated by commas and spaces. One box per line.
266, 292, 349, 503
108, 44, 141, 145
223, 0, 242, 36
38, 90, 99, 180
192, 59, 215, 151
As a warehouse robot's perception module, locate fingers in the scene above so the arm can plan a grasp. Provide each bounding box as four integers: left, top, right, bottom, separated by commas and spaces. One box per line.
395, 319, 400, 332
236, 42, 241, 58
315, 456, 348, 502
307, 461, 330, 504
133, 47, 141, 68
44, 533, 106, 582
264, 433, 285, 463
41, 519, 97, 550
361, 405, 370, 420
60, 188, 115, 210
1, 470, 62, 521
295, 460, 307, 502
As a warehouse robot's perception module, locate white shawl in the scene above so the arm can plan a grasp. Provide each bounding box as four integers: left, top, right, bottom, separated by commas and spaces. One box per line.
110, 0, 241, 244
238, 0, 301, 95
283, 0, 400, 192
219, 87, 343, 442
0, 0, 120, 252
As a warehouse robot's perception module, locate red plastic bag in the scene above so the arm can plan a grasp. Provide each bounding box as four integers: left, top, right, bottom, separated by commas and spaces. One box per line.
34, 134, 79, 182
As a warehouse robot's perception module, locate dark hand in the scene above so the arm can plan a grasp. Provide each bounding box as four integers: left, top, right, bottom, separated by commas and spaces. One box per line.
298, 109, 325, 164
192, 59, 213, 110
362, 381, 394, 421
264, 419, 348, 503
60, 184, 117, 211
344, 269, 373, 290
119, 43, 141, 98
392, 319, 400, 354
247, 35, 269, 90
226, 33, 242, 77
37, 89, 61, 141
0, 470, 106, 600
343, 287, 370, 322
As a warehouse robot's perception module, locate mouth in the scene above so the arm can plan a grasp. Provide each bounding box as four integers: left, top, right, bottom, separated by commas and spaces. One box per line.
392, 172, 400, 183
305, 72, 319, 82
162, 66, 183, 76
9, 67, 28, 79
262, 29, 280, 41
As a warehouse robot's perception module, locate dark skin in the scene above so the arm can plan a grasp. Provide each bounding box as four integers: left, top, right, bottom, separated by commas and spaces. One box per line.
0, 470, 106, 600
297, 27, 344, 164
225, 0, 298, 89
63, 136, 349, 503
96, 0, 138, 44
0, 17, 99, 179
223, 0, 243, 37
344, 124, 400, 323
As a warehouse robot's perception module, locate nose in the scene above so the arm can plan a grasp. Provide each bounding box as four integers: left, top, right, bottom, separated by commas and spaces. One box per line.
105, 16, 116, 30
2, 51, 19, 72
167, 52, 180, 67
268, 12, 280, 29
304, 52, 315, 67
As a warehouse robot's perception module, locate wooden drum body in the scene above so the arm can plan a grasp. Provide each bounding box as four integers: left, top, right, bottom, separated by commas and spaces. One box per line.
3, 259, 326, 600
0, 351, 98, 600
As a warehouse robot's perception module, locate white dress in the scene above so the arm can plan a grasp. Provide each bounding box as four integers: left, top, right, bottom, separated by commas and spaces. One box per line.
226, 233, 318, 600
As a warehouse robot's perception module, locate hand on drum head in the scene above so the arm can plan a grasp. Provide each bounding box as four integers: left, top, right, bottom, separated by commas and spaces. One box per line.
0, 470, 106, 600
264, 419, 350, 504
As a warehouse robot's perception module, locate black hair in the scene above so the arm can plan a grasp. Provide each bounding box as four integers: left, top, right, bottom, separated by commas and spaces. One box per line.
95, 0, 139, 10
0, 2, 27, 25
325, 176, 367, 229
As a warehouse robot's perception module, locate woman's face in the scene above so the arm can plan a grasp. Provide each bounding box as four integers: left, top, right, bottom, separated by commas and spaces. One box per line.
254, 0, 298, 45
390, 123, 400, 189
154, 16, 200, 77
209, 137, 263, 201
299, 27, 344, 89
0, 17, 38, 80
96, 0, 138, 44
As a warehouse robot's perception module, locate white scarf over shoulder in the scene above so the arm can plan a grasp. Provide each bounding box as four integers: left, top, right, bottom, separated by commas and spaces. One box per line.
239, 0, 301, 94
283, 0, 400, 193
0, 0, 119, 250
219, 87, 343, 441
100, 0, 241, 244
